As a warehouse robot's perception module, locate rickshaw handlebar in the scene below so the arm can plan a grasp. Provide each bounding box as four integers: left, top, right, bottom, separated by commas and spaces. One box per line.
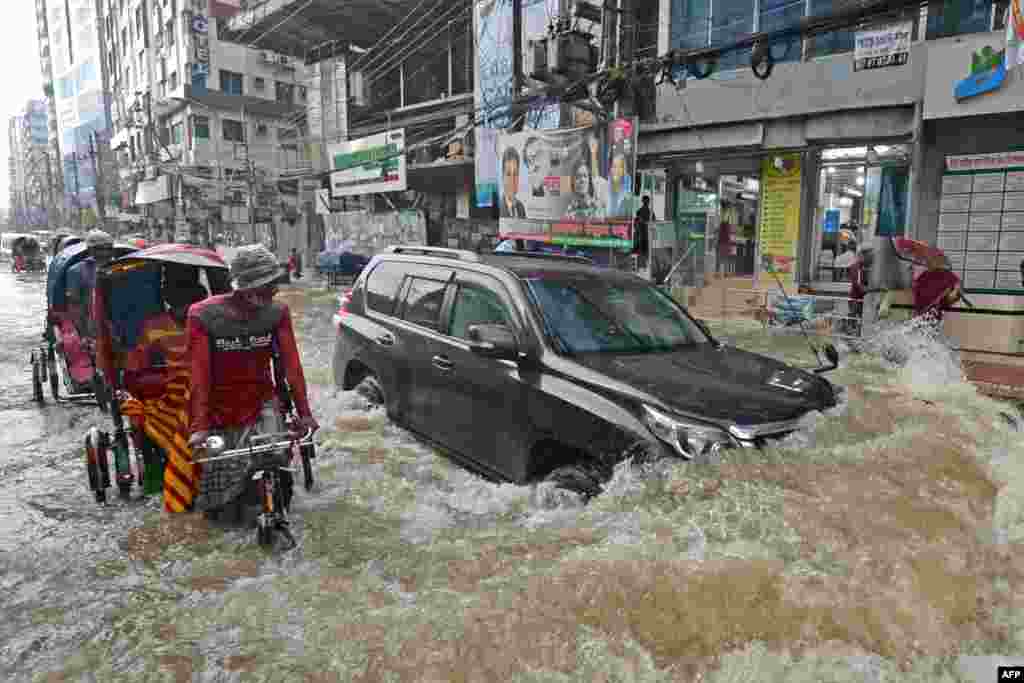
192, 428, 315, 464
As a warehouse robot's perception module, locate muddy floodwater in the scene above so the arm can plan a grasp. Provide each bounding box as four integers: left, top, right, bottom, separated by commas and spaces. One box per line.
2, 270, 1024, 682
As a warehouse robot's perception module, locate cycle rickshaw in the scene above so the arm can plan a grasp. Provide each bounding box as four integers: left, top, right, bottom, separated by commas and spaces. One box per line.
11, 235, 46, 272
83, 244, 315, 549
31, 240, 139, 406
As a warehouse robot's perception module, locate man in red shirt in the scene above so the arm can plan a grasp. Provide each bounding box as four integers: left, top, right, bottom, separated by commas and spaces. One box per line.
913, 253, 962, 325
187, 244, 318, 515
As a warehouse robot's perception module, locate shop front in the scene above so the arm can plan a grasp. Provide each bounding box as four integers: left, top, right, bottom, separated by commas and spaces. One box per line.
638, 136, 915, 298
808, 144, 913, 291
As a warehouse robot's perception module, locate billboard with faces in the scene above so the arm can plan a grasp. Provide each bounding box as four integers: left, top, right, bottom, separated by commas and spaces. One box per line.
496, 118, 638, 247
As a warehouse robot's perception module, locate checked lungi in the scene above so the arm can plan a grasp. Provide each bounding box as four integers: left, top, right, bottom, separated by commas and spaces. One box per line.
120, 369, 199, 512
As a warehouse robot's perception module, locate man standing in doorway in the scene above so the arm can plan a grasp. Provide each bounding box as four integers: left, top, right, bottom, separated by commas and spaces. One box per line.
633, 195, 654, 274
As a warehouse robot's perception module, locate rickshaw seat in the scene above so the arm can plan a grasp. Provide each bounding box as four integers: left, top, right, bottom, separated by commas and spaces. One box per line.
107, 268, 163, 353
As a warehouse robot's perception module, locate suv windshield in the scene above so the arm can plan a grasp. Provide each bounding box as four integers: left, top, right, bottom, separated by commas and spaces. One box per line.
526, 276, 709, 354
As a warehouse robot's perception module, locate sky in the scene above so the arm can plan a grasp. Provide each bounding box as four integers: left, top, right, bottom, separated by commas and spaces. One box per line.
0, 0, 44, 209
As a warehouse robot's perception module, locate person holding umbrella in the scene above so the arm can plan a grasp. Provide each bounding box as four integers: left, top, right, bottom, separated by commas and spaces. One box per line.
912, 252, 962, 325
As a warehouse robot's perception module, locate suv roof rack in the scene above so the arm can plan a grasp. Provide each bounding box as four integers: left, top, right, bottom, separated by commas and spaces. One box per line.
490, 250, 594, 265
385, 245, 480, 261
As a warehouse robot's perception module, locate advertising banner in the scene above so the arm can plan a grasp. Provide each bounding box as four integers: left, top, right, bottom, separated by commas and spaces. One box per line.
475, 0, 515, 128
328, 129, 406, 197
496, 118, 637, 248
853, 21, 912, 71
474, 0, 515, 206
475, 128, 500, 208
1007, 0, 1024, 71
757, 153, 803, 288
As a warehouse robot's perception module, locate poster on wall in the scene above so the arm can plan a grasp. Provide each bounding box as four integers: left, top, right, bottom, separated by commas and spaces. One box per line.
757, 153, 803, 289
939, 152, 1024, 292
853, 21, 912, 71
496, 118, 637, 248
328, 129, 406, 197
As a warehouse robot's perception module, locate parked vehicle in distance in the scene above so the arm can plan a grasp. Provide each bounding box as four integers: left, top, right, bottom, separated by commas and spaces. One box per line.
333, 246, 838, 498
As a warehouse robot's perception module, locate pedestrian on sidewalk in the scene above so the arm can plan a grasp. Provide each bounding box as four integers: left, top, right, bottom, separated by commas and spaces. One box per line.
845, 244, 873, 338
633, 195, 654, 274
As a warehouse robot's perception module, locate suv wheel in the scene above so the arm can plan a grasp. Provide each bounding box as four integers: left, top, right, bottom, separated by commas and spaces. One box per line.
353, 373, 384, 408
544, 464, 604, 502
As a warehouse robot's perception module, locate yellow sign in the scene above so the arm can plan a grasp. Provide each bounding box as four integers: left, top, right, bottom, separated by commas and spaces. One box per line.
758, 153, 802, 289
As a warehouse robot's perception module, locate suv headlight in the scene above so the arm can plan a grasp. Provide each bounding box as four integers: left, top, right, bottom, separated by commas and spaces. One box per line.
643, 405, 736, 460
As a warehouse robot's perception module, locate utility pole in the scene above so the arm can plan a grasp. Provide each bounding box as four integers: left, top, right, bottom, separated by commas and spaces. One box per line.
511, 0, 524, 133
69, 155, 82, 233
90, 132, 108, 226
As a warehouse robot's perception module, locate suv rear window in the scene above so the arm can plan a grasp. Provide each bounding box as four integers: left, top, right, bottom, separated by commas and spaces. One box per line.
365, 262, 408, 315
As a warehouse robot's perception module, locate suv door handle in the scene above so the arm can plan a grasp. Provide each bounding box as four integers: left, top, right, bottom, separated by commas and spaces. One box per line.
431, 355, 454, 371
375, 333, 395, 347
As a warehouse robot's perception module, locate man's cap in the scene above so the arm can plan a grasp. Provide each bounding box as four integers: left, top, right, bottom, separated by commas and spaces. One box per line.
229, 244, 284, 291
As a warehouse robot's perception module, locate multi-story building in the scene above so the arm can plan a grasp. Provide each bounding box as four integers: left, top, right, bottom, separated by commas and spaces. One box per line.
35, 0, 65, 225
8, 116, 26, 213
8, 101, 53, 228
224, 0, 478, 257
101, 0, 310, 252
41, 0, 110, 230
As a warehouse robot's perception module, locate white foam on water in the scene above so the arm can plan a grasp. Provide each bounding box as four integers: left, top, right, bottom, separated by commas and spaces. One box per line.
861, 316, 967, 392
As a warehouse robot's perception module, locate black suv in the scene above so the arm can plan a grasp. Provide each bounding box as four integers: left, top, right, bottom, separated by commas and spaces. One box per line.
333, 246, 838, 496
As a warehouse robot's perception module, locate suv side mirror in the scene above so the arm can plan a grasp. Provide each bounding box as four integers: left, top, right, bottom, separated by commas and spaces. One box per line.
467, 324, 519, 360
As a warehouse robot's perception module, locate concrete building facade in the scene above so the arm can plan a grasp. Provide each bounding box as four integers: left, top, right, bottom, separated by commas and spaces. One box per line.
8, 101, 53, 228
642, 0, 1017, 298
100, 0, 311, 254
34, 0, 65, 223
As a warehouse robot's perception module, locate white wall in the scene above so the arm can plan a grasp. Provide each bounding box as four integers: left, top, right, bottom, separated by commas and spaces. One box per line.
923, 30, 1024, 120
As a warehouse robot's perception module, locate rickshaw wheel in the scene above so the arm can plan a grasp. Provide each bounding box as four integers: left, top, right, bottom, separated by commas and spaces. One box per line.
47, 345, 59, 400
31, 356, 45, 404
93, 376, 110, 414
257, 523, 273, 547
95, 490, 107, 504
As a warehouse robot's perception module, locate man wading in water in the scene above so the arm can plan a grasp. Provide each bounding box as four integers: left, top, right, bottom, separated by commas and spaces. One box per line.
187, 244, 319, 520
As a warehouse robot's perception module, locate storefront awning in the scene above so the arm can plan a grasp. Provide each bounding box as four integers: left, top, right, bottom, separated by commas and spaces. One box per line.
406, 159, 473, 193
639, 122, 764, 159
135, 175, 173, 205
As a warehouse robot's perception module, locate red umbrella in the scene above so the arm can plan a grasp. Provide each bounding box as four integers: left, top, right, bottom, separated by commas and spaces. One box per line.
116, 243, 227, 269
890, 237, 949, 268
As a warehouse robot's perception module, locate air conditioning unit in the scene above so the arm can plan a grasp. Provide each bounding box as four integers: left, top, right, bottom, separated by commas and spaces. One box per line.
349, 70, 367, 106
550, 31, 596, 80
261, 51, 274, 64
278, 55, 291, 67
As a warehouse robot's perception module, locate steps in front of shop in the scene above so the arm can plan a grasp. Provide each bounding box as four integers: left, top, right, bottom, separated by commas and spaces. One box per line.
678, 275, 777, 321
962, 353, 1024, 401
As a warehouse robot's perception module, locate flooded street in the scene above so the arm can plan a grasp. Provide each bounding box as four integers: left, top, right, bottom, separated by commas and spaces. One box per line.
2, 271, 1024, 682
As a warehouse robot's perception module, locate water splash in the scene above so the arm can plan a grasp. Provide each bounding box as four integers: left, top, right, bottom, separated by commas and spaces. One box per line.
860, 316, 967, 390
